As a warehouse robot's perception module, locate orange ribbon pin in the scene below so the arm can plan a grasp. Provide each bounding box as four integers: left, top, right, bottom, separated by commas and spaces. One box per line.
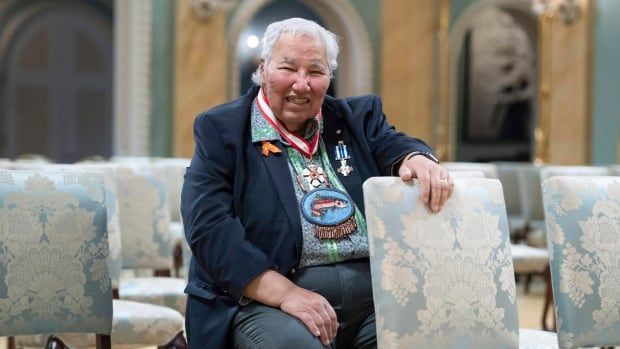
261, 141, 282, 157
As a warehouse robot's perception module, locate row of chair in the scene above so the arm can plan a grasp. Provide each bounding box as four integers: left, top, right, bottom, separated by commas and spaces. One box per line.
363, 174, 620, 348
0, 157, 190, 348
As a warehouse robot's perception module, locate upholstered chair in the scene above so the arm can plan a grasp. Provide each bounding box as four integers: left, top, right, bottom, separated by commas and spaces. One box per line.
517, 164, 546, 247
441, 161, 499, 179
363, 177, 558, 348
540, 166, 610, 182
115, 164, 187, 315
152, 158, 191, 277
542, 176, 620, 348
0, 171, 112, 348
9, 165, 187, 348
494, 162, 530, 241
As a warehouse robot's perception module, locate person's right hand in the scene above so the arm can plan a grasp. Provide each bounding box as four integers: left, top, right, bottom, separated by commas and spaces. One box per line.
279, 286, 338, 346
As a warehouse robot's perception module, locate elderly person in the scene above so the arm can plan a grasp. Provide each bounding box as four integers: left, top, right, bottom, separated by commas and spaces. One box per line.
181, 17, 453, 349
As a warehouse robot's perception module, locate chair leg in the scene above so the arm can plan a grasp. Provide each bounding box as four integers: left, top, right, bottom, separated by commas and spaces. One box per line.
155, 269, 171, 277
523, 273, 533, 294
541, 268, 556, 332
45, 335, 69, 349
7, 336, 15, 349
173, 243, 183, 277
157, 331, 188, 349
96, 334, 111, 349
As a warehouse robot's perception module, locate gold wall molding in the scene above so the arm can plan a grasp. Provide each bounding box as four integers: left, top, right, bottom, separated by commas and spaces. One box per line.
536, 0, 592, 164
381, 0, 437, 144
173, 1, 228, 157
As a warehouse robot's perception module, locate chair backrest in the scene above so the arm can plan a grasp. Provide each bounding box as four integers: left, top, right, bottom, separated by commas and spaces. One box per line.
542, 176, 620, 348
363, 177, 519, 348
609, 165, 620, 176
540, 165, 610, 181
0, 171, 112, 337
494, 162, 528, 216
7, 163, 123, 289
115, 164, 172, 270
152, 158, 190, 223
517, 164, 545, 222
441, 162, 498, 179
75, 163, 123, 289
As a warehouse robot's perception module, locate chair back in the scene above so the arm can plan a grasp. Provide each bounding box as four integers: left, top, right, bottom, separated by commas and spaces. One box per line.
115, 164, 172, 270
75, 163, 123, 289
540, 165, 610, 181
152, 158, 190, 223
7, 163, 123, 288
363, 177, 518, 348
609, 165, 620, 176
517, 164, 545, 222
542, 176, 620, 348
441, 162, 498, 179
0, 171, 112, 337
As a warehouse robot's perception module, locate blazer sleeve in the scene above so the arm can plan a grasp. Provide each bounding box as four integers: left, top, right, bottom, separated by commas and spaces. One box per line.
181, 113, 274, 301
355, 95, 434, 175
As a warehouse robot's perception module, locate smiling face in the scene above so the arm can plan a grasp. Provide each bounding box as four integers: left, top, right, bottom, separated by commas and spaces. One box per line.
260, 33, 331, 134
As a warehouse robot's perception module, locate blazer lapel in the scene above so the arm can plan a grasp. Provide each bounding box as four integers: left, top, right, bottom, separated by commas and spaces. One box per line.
255, 141, 302, 252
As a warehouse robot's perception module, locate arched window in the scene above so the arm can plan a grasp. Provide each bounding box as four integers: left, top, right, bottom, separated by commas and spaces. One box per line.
0, 2, 112, 163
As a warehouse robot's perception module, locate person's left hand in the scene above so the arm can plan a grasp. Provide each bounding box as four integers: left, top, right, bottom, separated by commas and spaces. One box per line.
398, 154, 454, 212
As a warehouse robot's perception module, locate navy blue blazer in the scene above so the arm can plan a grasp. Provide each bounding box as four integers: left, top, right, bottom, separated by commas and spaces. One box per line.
181, 86, 433, 348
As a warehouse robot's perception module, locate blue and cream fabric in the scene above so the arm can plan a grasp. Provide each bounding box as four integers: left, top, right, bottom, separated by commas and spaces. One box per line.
543, 176, 620, 348
115, 164, 172, 270
17, 299, 185, 347
0, 171, 112, 336
363, 177, 519, 348
251, 99, 368, 268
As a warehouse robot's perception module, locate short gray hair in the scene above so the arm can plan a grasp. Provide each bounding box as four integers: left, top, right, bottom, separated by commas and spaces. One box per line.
251, 17, 339, 85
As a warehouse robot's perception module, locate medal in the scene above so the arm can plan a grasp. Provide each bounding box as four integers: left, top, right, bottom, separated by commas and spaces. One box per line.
301, 162, 325, 188
335, 141, 353, 176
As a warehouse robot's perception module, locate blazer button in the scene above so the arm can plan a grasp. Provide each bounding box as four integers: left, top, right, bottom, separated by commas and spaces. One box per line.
290, 268, 296, 275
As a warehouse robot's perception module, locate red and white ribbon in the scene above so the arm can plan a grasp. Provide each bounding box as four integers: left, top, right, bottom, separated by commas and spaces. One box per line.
256, 87, 320, 158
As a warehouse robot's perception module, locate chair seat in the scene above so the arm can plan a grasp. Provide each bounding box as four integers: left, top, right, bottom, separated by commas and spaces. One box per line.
519, 329, 557, 348
511, 243, 549, 273
16, 299, 184, 348
119, 277, 187, 314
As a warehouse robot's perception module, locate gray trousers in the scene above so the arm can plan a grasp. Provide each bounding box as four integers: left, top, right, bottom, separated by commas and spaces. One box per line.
232, 259, 377, 349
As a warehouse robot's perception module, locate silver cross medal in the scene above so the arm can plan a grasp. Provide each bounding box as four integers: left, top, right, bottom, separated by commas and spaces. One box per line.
335, 141, 353, 176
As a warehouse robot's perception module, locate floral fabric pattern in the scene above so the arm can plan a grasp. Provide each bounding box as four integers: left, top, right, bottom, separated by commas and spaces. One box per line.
543, 176, 620, 348
0, 171, 112, 336
116, 165, 171, 270
363, 177, 519, 348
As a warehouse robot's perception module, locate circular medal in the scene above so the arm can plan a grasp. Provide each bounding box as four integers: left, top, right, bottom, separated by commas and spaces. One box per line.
300, 188, 354, 226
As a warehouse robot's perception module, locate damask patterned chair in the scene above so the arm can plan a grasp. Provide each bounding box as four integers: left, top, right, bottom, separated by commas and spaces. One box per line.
10, 165, 187, 348
0, 171, 112, 348
363, 177, 558, 348
115, 164, 187, 315
517, 164, 547, 247
540, 166, 610, 182
152, 158, 191, 277
442, 161, 499, 179
494, 162, 529, 241
542, 176, 620, 348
